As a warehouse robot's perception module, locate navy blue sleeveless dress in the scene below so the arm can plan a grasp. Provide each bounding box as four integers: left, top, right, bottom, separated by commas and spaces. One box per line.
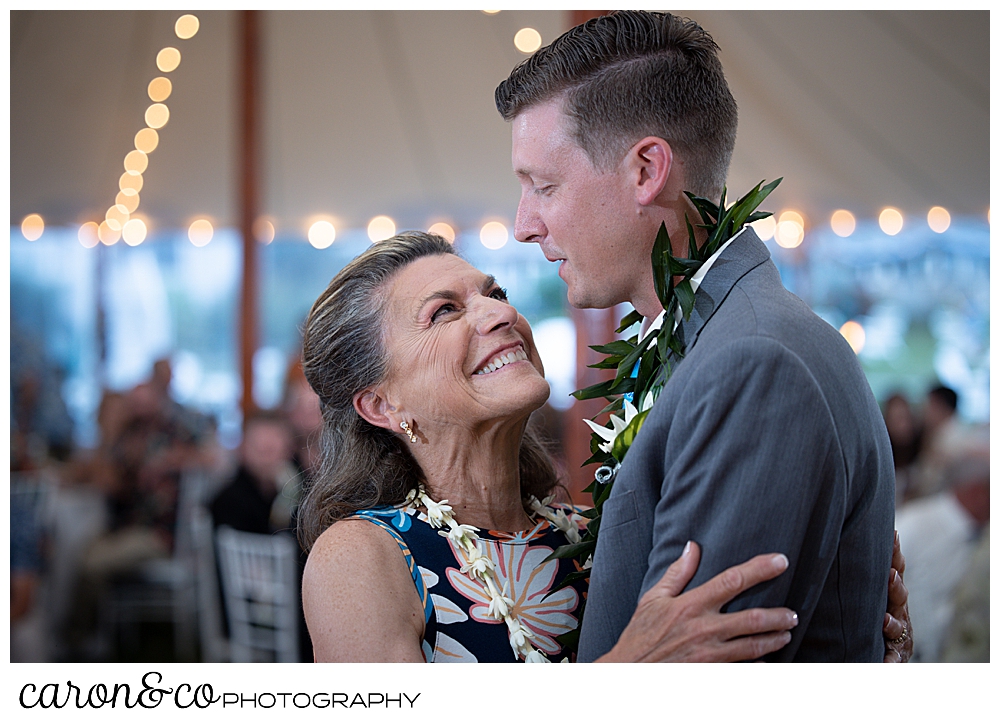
349, 503, 589, 662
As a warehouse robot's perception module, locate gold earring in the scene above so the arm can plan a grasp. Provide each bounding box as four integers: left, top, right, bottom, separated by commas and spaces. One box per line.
400, 420, 417, 443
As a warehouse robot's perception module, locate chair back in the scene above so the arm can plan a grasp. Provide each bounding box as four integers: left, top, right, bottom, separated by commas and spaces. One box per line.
215, 526, 300, 663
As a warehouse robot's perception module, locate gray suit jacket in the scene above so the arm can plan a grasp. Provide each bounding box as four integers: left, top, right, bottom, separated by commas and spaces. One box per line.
577, 229, 895, 662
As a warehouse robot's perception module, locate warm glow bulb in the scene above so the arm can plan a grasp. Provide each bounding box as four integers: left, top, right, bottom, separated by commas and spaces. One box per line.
120, 172, 144, 193
367, 215, 396, 243
514, 28, 543, 54
188, 219, 214, 247
116, 190, 140, 213
156, 47, 181, 73
480, 221, 508, 250
78, 221, 100, 248
749, 215, 775, 241
254, 218, 275, 244
308, 221, 336, 249
122, 218, 148, 246
778, 210, 804, 227
482, 10, 501, 14
98, 220, 121, 245
879, 207, 903, 236
20, 214, 44, 241
775, 220, 804, 249
134, 128, 159, 154
428, 222, 456, 243
830, 210, 856, 238
147, 77, 173, 103
106, 204, 130, 231
839, 320, 866, 354
927, 206, 951, 234
175, 14, 200, 40
145, 103, 170, 129
124, 150, 149, 174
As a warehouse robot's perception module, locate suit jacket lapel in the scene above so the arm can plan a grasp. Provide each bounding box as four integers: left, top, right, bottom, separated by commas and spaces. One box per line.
679, 228, 771, 353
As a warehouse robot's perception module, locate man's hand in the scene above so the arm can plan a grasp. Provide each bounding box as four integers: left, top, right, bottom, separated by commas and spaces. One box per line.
598, 541, 798, 662
883, 531, 913, 663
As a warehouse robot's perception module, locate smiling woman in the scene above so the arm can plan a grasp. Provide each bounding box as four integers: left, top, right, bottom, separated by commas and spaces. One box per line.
297, 231, 798, 663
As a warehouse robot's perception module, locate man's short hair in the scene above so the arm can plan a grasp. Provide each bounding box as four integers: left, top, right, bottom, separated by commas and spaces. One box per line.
495, 11, 737, 200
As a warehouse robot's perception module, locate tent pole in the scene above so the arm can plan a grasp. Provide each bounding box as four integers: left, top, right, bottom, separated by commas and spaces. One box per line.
238, 9, 261, 429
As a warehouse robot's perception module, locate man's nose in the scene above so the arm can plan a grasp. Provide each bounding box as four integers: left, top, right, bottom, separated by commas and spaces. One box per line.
514, 194, 543, 244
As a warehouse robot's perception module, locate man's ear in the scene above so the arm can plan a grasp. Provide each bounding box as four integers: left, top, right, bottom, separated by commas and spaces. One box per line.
628, 136, 673, 207
353, 388, 397, 431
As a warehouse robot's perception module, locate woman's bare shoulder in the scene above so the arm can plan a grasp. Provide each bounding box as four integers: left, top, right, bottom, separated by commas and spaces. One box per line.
303, 517, 425, 662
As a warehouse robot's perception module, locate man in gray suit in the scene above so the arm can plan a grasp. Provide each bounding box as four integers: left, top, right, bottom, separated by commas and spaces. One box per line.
496, 11, 903, 661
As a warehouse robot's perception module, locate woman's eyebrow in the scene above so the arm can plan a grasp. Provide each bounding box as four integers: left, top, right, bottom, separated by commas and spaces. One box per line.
416, 275, 499, 310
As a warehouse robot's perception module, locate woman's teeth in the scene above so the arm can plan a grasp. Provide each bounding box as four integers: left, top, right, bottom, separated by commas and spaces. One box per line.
474, 348, 528, 375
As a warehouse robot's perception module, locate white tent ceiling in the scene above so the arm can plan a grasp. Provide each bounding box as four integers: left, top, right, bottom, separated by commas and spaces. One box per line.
10, 10, 990, 235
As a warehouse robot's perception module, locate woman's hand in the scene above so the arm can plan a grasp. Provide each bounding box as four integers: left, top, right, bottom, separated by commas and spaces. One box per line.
597, 541, 797, 662
882, 531, 912, 663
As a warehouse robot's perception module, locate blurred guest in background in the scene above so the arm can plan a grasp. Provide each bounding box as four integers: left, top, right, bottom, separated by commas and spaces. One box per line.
281, 358, 323, 487
895, 455, 989, 662
882, 392, 921, 506
908, 385, 968, 501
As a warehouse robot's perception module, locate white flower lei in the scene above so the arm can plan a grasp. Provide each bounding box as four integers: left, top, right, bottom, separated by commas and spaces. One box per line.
403, 486, 585, 663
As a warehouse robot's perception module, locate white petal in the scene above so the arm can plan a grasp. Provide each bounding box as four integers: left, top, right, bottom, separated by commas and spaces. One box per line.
583, 418, 617, 443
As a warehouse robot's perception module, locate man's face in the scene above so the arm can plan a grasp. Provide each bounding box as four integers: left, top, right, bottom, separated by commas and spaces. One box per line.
511, 99, 647, 310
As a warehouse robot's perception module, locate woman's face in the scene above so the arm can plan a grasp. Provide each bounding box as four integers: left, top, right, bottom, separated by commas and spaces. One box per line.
378, 254, 550, 434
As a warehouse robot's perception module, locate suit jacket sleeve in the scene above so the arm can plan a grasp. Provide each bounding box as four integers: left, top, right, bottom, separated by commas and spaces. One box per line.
641, 334, 847, 658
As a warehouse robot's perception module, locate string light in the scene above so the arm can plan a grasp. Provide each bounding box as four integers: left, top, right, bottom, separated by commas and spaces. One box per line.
119, 172, 143, 194
145, 103, 170, 129
428, 221, 456, 243
480, 221, 508, 249
116, 189, 140, 213
927, 206, 950, 234
254, 217, 275, 244
839, 320, 866, 354
878, 207, 903, 235
98, 220, 121, 245
775, 210, 805, 249
122, 218, 148, 246
105, 204, 129, 231
78, 221, 100, 248
830, 209, 856, 238
124, 149, 149, 174
749, 215, 775, 241
514, 28, 542, 54
175, 14, 200, 40
156, 47, 181, 73
134, 128, 159, 153
308, 220, 336, 249
147, 77, 173, 102
367, 215, 396, 243
20, 214, 44, 241
188, 219, 214, 247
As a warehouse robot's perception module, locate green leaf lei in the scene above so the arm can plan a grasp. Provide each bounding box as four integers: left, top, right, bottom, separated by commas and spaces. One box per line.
546, 179, 781, 652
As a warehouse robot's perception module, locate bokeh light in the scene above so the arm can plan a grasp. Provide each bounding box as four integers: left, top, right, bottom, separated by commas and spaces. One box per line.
98, 220, 121, 245
480, 221, 508, 250
254, 218, 275, 244
175, 14, 200, 40
147, 77, 173, 103
78, 221, 100, 248
188, 218, 214, 247
749, 215, 775, 241
120, 172, 144, 193
839, 320, 866, 354
156, 47, 181, 73
367, 215, 396, 243
134, 127, 159, 154
116, 189, 140, 213
20, 213, 44, 241
830, 209, 856, 238
878, 207, 903, 236
105, 204, 129, 231
428, 222, 456, 243
308, 220, 336, 249
514, 28, 542, 54
145, 103, 170, 129
927, 206, 951, 234
122, 218, 148, 246
124, 149, 149, 174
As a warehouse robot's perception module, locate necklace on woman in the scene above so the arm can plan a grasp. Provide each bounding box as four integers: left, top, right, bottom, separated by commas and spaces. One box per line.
403, 485, 584, 663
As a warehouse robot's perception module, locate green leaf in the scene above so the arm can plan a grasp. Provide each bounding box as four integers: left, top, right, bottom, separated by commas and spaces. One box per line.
590, 339, 636, 356
686, 192, 719, 226
588, 357, 626, 370
545, 538, 596, 561
687, 214, 700, 260
651, 222, 673, 309
554, 626, 581, 651
579, 508, 599, 519
546, 569, 591, 595
612, 333, 653, 386
731, 178, 782, 231
675, 279, 695, 320
572, 379, 616, 400
616, 309, 644, 334
610, 408, 651, 461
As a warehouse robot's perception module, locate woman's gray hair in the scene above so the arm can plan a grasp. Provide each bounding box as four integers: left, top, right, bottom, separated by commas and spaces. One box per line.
297, 231, 559, 552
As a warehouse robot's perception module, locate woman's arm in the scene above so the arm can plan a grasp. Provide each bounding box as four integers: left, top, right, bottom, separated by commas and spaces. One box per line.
303, 520, 426, 662
597, 541, 797, 662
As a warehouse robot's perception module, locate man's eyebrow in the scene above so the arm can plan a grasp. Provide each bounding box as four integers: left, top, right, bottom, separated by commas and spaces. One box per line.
415, 275, 499, 310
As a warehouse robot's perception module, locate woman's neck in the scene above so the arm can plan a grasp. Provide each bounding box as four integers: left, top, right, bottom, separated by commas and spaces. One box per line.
408, 420, 533, 532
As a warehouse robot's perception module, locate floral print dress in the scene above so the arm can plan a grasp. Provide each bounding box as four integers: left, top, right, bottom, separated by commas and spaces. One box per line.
349, 503, 589, 663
